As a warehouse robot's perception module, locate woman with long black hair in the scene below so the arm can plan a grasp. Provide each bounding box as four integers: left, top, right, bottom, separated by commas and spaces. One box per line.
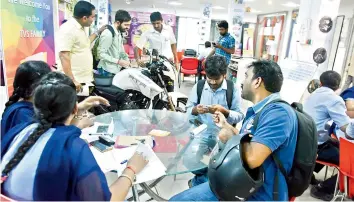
1, 72, 148, 200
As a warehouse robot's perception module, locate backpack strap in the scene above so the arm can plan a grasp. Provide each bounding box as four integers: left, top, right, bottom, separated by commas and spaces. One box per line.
106, 25, 116, 37
226, 80, 234, 109
197, 80, 206, 105
252, 99, 290, 201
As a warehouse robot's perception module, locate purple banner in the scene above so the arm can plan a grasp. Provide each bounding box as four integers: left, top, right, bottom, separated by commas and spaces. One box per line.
124, 11, 176, 57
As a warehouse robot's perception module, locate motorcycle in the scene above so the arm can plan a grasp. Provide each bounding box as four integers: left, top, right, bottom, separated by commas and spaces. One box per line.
91, 49, 188, 115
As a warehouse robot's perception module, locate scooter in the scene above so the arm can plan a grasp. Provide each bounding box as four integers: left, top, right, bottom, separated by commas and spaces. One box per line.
91, 49, 188, 115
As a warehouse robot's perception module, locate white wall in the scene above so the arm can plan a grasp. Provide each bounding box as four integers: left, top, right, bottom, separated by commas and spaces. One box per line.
111, 5, 258, 23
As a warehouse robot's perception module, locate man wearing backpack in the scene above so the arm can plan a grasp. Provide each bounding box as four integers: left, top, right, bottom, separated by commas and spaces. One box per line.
95, 10, 132, 76
184, 55, 244, 188
170, 60, 314, 201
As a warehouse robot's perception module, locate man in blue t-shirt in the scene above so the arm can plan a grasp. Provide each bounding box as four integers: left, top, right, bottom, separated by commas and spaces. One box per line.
170, 60, 298, 201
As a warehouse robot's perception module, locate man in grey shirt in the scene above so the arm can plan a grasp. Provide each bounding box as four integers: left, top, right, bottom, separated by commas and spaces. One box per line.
304, 71, 353, 200
97, 10, 132, 76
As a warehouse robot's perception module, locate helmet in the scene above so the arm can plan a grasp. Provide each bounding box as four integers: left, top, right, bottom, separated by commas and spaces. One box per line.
208, 134, 264, 201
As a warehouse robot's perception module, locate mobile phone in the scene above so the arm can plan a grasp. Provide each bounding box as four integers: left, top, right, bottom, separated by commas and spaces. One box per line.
91, 140, 112, 152
99, 135, 115, 146
96, 125, 109, 134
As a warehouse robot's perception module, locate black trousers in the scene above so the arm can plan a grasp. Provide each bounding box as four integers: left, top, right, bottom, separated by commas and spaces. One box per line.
314, 138, 339, 194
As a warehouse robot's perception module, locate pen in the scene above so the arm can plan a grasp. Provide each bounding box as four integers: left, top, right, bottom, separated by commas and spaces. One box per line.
120, 159, 128, 164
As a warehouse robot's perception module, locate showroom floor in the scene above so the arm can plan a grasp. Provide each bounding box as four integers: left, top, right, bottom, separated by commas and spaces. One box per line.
108, 76, 331, 201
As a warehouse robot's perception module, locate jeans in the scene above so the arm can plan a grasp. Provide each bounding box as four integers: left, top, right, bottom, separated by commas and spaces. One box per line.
97, 67, 115, 77
169, 182, 218, 201
183, 136, 217, 187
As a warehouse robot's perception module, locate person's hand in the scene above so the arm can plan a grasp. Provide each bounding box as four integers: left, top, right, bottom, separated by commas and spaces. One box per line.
209, 104, 227, 114
214, 43, 222, 49
195, 104, 209, 114
71, 116, 94, 129
78, 96, 110, 111
136, 60, 145, 67
98, 25, 108, 35
218, 128, 234, 143
127, 152, 149, 174
213, 111, 227, 128
118, 60, 131, 68
73, 80, 82, 93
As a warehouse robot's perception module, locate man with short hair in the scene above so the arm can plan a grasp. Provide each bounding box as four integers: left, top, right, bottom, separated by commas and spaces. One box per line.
170, 60, 298, 201
206, 20, 235, 64
97, 10, 132, 75
304, 71, 354, 200
56, 1, 106, 92
134, 12, 178, 67
184, 55, 243, 187
198, 41, 212, 61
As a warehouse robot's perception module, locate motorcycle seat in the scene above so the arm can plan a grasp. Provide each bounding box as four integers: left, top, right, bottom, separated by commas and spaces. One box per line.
95, 85, 125, 95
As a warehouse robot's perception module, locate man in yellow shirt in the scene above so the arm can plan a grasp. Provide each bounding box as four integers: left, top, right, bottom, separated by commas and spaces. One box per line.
56, 1, 106, 92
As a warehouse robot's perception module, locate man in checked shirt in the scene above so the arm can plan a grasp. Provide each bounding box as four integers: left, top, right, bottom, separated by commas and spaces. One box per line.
205, 20, 235, 65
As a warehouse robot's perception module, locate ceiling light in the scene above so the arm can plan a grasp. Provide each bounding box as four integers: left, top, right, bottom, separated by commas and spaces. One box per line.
168, 1, 182, 6
125, 0, 131, 4
268, 0, 272, 5
212, 6, 225, 9
281, 1, 300, 8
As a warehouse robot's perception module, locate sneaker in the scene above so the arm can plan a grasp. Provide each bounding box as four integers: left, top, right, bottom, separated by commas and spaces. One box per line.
310, 185, 334, 201
310, 176, 322, 186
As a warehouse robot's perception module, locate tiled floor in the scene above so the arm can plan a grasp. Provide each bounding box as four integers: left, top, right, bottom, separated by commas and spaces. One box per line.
115, 76, 332, 201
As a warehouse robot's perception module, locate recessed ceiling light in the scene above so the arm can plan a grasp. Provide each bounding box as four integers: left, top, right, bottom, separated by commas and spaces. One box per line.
168, 1, 182, 6
281, 1, 300, 7
212, 6, 225, 9
268, 0, 272, 5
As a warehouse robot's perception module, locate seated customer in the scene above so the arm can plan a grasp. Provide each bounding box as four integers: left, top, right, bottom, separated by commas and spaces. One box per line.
1, 72, 148, 201
185, 55, 244, 187
340, 86, 354, 118
171, 60, 298, 201
1, 61, 51, 136
1, 61, 110, 136
198, 41, 213, 61
304, 71, 353, 201
97, 10, 132, 76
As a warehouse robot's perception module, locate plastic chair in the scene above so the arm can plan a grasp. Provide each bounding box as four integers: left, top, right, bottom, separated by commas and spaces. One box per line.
332, 138, 354, 201
316, 160, 339, 180
178, 57, 199, 88
1, 194, 16, 201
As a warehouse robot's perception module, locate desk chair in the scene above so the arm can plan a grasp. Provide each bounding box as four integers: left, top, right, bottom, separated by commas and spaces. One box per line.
332, 138, 354, 201
178, 57, 199, 88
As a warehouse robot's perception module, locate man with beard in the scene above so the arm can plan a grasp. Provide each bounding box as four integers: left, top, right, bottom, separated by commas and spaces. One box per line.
205, 20, 235, 65
184, 55, 243, 187
97, 10, 132, 75
170, 60, 298, 201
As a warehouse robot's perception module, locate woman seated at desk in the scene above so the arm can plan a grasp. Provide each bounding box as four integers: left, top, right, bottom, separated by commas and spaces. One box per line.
1, 72, 148, 201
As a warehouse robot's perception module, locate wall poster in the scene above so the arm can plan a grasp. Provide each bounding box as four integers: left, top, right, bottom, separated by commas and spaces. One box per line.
1, 0, 55, 94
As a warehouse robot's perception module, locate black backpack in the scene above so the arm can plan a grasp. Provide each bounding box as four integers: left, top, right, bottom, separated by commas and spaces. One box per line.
196, 79, 234, 109
92, 25, 116, 70
253, 99, 317, 199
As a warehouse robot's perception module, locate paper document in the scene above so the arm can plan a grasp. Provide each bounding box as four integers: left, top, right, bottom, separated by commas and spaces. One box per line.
90, 144, 166, 184
113, 145, 166, 184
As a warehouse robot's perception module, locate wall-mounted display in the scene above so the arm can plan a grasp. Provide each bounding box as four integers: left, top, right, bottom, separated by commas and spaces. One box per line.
319, 16, 333, 33
313, 47, 327, 64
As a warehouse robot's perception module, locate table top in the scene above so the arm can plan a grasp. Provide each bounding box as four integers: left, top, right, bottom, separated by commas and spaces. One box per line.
95, 109, 221, 176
